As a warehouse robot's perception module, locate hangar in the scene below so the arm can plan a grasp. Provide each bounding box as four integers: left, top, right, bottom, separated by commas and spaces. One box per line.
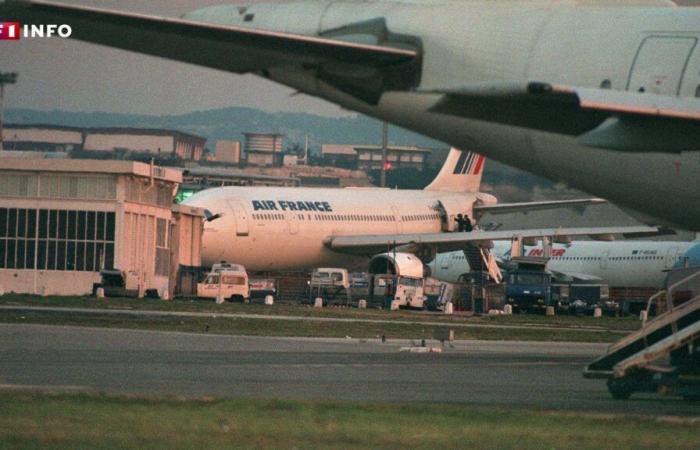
0, 158, 204, 298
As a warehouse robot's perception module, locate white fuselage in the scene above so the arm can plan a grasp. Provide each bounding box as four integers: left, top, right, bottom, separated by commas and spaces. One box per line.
184, 186, 493, 270
188, 1, 700, 229
432, 241, 696, 288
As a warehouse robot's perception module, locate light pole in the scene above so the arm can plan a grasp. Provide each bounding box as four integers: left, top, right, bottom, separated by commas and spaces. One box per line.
380, 121, 388, 187
0, 72, 19, 152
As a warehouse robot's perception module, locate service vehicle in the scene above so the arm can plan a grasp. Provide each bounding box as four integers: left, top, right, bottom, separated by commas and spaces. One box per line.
307, 267, 351, 305
197, 263, 250, 302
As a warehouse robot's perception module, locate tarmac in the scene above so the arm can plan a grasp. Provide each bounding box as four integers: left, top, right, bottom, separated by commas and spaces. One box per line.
1, 323, 698, 416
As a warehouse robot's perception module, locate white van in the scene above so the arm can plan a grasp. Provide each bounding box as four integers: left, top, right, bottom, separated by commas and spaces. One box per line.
197, 263, 250, 302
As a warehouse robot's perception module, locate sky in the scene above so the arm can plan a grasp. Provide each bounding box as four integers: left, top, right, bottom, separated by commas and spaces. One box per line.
1, 0, 698, 117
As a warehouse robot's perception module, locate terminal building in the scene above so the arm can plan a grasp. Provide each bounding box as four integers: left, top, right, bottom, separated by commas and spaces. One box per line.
320, 144, 432, 171
0, 159, 204, 299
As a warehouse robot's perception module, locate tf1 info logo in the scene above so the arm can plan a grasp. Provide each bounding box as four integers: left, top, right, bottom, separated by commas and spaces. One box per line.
0, 22, 73, 40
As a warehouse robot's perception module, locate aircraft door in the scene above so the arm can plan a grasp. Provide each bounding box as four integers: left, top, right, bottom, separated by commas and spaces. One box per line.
665, 247, 680, 269
227, 200, 249, 237
600, 250, 610, 269
627, 36, 697, 95
287, 213, 299, 235
391, 206, 403, 233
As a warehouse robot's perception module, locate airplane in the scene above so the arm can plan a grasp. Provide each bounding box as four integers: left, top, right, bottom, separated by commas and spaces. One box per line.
432, 240, 698, 288
181, 147, 659, 273
2, 0, 699, 228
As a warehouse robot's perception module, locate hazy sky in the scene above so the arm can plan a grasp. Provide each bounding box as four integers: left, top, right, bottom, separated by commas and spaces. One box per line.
1, 0, 698, 116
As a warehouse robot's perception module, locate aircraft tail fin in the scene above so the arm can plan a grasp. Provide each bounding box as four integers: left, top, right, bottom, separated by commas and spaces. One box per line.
424, 148, 485, 193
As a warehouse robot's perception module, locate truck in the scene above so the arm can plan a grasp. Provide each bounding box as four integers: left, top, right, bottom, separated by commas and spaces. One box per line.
197, 263, 250, 302
306, 268, 352, 306
504, 269, 551, 312
368, 253, 426, 309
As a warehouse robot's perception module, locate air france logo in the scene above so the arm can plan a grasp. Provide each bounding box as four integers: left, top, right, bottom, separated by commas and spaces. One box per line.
0, 22, 73, 40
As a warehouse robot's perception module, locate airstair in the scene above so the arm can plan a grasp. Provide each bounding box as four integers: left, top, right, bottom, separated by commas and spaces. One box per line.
463, 244, 502, 283
584, 267, 700, 400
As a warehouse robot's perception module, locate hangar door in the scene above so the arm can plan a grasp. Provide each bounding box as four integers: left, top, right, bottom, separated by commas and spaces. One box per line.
627, 36, 697, 95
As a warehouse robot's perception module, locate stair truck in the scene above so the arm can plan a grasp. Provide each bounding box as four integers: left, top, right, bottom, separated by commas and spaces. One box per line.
584, 265, 700, 401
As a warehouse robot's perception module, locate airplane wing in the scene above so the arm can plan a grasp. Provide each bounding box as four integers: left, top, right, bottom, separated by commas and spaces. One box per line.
548, 270, 604, 283
325, 225, 669, 255
428, 81, 700, 152
0, 0, 419, 102
474, 198, 606, 215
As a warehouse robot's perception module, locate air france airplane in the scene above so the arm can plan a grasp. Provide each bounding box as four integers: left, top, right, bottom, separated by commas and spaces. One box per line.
3, 0, 700, 230
433, 240, 697, 288
183, 148, 655, 272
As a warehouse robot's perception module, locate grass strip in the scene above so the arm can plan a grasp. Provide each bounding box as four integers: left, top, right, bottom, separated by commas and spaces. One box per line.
0, 294, 641, 330
0, 391, 697, 450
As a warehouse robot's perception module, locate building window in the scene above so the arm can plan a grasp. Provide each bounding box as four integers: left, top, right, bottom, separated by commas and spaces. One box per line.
155, 218, 169, 276
39, 175, 116, 200
0, 174, 38, 198
0, 208, 115, 271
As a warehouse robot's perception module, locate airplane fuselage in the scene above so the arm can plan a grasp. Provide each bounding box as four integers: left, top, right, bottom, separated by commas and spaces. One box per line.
184, 185, 494, 270
187, 1, 700, 229
433, 240, 696, 288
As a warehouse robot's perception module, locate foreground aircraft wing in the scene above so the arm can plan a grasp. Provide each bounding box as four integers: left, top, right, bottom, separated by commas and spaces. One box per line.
474, 198, 606, 215
325, 226, 669, 255
428, 82, 700, 152
0, 0, 417, 74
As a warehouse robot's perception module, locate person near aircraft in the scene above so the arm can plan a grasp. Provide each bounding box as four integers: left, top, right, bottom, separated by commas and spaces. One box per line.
455, 214, 467, 232
464, 215, 474, 232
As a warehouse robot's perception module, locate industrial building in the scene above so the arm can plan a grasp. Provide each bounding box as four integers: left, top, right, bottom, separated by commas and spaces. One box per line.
2, 124, 207, 161
2, 124, 83, 153
214, 140, 242, 164
83, 128, 206, 161
0, 158, 204, 299
243, 132, 284, 166
321, 144, 432, 171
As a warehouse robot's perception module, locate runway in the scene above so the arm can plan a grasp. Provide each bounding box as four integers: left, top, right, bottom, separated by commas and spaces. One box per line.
1, 324, 697, 416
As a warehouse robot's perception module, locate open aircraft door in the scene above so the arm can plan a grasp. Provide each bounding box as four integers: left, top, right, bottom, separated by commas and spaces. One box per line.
436, 198, 471, 232
627, 36, 697, 95
227, 200, 249, 237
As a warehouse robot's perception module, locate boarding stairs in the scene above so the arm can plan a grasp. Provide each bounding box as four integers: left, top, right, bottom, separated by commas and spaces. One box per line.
584, 268, 700, 380
463, 245, 502, 283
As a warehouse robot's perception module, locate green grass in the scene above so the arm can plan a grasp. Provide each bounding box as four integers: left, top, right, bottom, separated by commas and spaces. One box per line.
0, 391, 697, 450
0, 294, 641, 328
0, 309, 626, 342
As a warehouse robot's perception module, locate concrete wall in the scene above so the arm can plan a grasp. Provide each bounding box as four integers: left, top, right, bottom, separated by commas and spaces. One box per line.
0, 270, 100, 296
